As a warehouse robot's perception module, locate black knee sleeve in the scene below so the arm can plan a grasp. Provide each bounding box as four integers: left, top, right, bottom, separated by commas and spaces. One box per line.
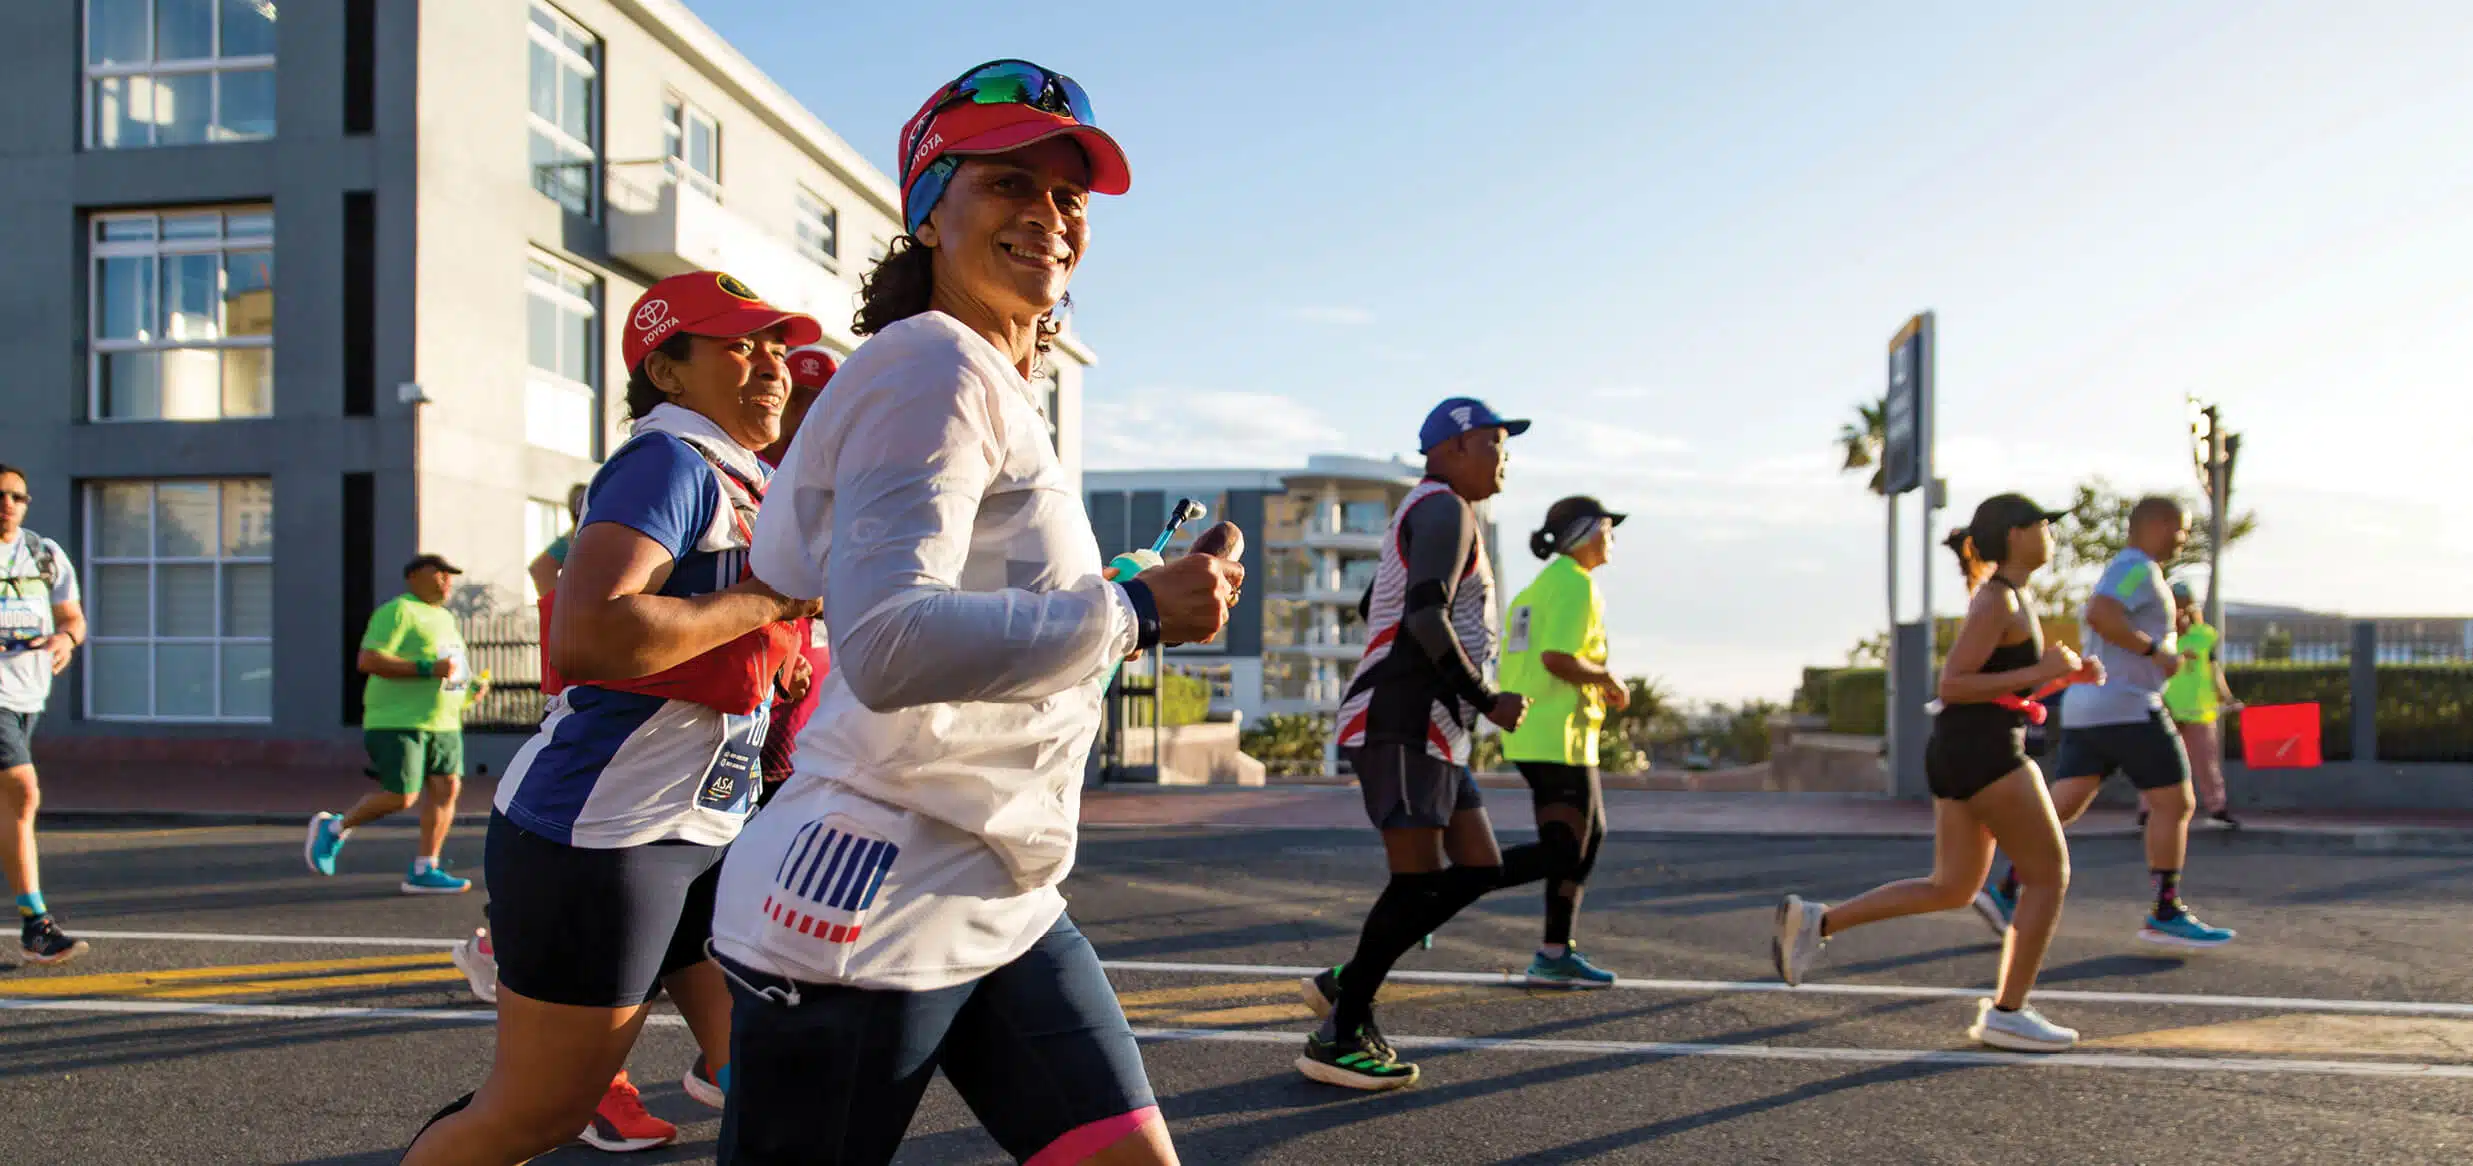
1536, 819, 1586, 881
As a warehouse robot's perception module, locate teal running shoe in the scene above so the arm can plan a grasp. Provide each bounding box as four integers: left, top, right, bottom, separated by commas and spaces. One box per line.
304, 812, 348, 876
1525, 949, 1617, 988
400, 862, 472, 895
1972, 884, 2016, 939
2138, 906, 2235, 948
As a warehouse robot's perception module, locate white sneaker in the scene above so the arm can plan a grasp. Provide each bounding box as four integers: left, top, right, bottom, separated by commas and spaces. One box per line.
1968, 998, 2077, 1052
451, 928, 498, 1005
1772, 894, 1827, 986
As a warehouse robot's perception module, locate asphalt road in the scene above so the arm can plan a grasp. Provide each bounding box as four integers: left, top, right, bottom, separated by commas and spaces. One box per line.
4, 821, 2470, 1165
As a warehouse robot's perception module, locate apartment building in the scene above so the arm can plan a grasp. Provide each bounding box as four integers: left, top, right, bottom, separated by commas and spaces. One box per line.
0, 1, 1093, 759
1086, 455, 1502, 737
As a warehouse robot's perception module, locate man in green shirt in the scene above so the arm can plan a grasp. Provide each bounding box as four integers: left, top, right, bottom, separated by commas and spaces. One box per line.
305, 554, 488, 893
2164, 580, 2239, 828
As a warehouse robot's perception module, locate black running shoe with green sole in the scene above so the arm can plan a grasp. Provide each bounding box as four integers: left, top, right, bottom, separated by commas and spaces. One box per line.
1297, 1026, 1419, 1091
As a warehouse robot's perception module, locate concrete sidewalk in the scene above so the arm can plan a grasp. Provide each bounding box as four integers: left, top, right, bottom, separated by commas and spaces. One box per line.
33, 760, 2473, 853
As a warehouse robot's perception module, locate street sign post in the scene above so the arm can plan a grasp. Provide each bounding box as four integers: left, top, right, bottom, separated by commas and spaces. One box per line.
1884, 313, 1936, 798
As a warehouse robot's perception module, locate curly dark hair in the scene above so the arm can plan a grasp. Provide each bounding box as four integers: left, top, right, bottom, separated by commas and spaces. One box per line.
854, 233, 1067, 371
624, 332, 696, 420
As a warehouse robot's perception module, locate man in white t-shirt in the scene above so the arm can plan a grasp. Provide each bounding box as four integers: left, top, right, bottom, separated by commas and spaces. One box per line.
0, 465, 89, 965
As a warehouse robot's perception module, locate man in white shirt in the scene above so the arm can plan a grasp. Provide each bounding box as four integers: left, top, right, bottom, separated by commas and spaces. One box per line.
0, 465, 88, 964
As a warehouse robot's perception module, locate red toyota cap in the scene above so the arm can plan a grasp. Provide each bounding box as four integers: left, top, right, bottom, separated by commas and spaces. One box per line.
623, 271, 824, 373
787, 348, 838, 390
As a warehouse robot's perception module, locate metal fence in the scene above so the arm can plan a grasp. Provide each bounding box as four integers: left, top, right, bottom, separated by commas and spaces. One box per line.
458, 611, 547, 731
2222, 615, 2471, 665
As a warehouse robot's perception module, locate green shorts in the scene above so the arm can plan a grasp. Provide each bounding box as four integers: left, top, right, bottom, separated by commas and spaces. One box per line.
363, 729, 464, 796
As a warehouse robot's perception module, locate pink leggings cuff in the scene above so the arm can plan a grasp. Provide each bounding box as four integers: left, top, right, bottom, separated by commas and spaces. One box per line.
1025, 1105, 1163, 1166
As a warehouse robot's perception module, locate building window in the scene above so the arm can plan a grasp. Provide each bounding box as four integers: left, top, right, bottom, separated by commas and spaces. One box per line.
525, 255, 599, 459
527, 1, 600, 216
84, 478, 273, 722
1263, 550, 1312, 596
1262, 494, 1311, 544
1340, 499, 1389, 535
794, 187, 838, 268
90, 207, 275, 421
523, 497, 568, 603
663, 95, 722, 201
869, 236, 890, 265
1339, 556, 1380, 594
85, 0, 278, 149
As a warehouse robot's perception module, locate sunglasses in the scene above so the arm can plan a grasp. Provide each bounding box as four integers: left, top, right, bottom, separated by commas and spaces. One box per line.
0, 492, 27, 504
903, 60, 1098, 230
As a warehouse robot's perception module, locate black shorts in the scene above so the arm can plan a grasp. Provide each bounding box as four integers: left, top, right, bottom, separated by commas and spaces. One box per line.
0, 710, 36, 770
483, 811, 722, 1008
717, 913, 1157, 1166
2054, 711, 2192, 791
1348, 744, 1483, 830
1926, 725, 2030, 801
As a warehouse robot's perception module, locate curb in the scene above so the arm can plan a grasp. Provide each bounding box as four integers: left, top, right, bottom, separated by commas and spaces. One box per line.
49, 811, 2473, 857
48, 810, 498, 829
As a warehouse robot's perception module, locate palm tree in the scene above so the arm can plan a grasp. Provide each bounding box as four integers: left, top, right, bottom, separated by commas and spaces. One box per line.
1838, 397, 1888, 495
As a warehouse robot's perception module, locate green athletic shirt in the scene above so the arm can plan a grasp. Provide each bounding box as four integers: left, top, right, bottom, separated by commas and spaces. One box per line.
359, 594, 469, 732
1497, 555, 1608, 766
2163, 620, 2221, 725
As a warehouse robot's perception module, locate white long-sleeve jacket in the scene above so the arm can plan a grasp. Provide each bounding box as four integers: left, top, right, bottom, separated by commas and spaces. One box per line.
711, 312, 1137, 989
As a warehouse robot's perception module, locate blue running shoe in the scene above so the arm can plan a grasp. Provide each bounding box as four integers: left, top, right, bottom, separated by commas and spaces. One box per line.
1525, 950, 1617, 988
1972, 885, 2016, 939
400, 863, 472, 895
304, 812, 348, 876
2138, 906, 2235, 948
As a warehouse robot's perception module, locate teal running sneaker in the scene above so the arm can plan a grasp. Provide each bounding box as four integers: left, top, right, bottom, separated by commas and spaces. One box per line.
1525, 949, 1617, 988
304, 812, 348, 876
2138, 906, 2235, 948
400, 862, 472, 895
1972, 884, 2016, 939
1297, 1020, 1418, 1091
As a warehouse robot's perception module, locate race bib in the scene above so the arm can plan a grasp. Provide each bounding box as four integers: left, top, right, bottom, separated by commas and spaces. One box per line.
697, 709, 767, 813
1505, 605, 1532, 654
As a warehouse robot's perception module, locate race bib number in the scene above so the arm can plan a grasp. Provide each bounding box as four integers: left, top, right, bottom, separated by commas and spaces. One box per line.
697, 709, 767, 812
1505, 605, 1532, 654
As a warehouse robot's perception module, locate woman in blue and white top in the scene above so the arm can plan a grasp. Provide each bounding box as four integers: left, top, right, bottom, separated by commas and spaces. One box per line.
406, 271, 822, 1165
709, 61, 1238, 1165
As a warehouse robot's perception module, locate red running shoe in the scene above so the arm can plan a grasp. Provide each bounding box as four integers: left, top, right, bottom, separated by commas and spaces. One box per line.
577, 1072, 676, 1152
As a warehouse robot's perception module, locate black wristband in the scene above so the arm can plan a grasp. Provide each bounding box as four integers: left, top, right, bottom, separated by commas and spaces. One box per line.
1117, 580, 1162, 652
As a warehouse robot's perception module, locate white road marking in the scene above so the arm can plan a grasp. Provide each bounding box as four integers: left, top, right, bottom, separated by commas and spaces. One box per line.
67, 931, 2473, 1020
79, 929, 456, 948
2, 996, 2466, 1081
1102, 959, 2473, 1020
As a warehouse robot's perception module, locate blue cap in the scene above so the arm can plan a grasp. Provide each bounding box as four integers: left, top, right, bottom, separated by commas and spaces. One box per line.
1418, 397, 1531, 454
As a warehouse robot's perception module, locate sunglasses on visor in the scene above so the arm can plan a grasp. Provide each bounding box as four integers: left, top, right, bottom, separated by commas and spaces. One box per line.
903, 60, 1098, 181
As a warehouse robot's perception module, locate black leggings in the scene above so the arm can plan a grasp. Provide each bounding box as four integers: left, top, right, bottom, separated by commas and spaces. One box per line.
1514, 760, 1607, 947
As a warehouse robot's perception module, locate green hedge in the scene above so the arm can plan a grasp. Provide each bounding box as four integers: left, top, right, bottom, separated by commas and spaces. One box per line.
1125, 670, 1211, 728
1827, 669, 1886, 735
1814, 663, 2473, 763
1796, 667, 1841, 717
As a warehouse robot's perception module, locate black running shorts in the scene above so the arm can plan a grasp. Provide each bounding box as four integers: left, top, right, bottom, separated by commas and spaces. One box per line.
483, 811, 722, 1008
2054, 710, 2192, 792
1348, 743, 1483, 830
1926, 725, 2030, 801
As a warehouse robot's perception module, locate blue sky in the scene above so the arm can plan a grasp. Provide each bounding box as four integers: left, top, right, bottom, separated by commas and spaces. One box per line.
687, 0, 2473, 698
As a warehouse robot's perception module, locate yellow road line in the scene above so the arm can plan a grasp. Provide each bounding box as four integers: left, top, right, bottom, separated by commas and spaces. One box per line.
140, 968, 470, 1000
0, 953, 452, 998
2088, 1014, 2473, 1060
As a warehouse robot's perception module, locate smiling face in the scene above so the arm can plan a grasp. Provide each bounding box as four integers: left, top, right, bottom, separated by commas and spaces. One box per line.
644, 328, 793, 451
919, 140, 1092, 328
0, 471, 24, 541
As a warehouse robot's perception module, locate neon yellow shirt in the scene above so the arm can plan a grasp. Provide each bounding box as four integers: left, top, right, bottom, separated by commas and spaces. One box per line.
1497, 556, 1608, 766
2163, 620, 2221, 724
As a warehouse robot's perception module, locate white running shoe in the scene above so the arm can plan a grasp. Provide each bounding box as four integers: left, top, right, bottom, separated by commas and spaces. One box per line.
451, 928, 498, 1005
1968, 998, 2078, 1052
1772, 894, 1827, 986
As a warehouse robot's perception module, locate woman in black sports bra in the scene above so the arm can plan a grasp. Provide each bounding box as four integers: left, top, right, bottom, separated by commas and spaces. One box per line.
1770, 494, 2102, 1053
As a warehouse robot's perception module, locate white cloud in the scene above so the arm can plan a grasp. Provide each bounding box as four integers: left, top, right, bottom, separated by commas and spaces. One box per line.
1281, 306, 1376, 326
1580, 423, 1692, 460
1084, 389, 1344, 470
